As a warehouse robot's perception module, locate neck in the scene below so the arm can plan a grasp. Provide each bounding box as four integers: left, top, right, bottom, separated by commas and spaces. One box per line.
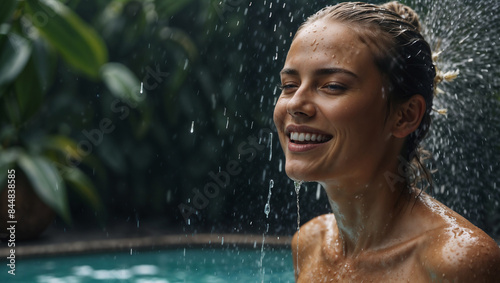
320, 175, 416, 257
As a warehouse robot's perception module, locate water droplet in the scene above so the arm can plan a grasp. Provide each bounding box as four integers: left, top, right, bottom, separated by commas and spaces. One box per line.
268, 132, 273, 161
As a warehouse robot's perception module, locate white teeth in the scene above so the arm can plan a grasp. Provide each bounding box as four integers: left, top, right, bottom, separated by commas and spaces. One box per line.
298, 133, 305, 141
289, 132, 329, 142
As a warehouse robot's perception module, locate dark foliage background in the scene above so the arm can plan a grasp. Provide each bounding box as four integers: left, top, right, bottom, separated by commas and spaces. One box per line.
1, 0, 498, 240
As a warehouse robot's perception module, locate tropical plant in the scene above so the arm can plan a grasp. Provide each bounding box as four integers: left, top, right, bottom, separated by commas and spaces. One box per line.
0, 0, 145, 228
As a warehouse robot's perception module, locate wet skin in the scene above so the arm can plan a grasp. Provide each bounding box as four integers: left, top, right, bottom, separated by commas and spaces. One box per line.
273, 19, 500, 282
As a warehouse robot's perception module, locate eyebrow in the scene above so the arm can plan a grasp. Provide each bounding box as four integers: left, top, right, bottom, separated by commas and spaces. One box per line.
280, 67, 358, 78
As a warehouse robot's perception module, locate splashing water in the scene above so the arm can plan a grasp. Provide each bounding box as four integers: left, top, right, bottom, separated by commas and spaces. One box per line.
413, 0, 500, 235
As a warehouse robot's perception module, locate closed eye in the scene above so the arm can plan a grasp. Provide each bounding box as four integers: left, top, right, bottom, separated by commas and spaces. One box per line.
325, 84, 345, 90
279, 83, 299, 92
322, 84, 346, 93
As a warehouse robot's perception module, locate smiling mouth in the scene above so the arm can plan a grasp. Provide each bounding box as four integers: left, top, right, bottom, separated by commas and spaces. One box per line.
289, 132, 333, 144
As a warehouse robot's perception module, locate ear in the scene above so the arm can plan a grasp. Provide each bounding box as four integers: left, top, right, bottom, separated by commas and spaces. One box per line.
392, 95, 426, 138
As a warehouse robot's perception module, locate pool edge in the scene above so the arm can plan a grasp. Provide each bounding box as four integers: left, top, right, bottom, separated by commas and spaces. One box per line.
0, 234, 292, 259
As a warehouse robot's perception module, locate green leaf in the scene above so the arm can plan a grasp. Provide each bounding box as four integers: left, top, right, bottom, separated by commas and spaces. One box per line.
0, 147, 21, 192
39, 135, 108, 197
100, 62, 142, 103
17, 152, 71, 223
42, 135, 81, 163
62, 167, 103, 213
0, 124, 17, 144
0, 33, 32, 88
25, 0, 108, 78
0, 0, 18, 25
14, 53, 44, 121
3, 90, 22, 126
32, 37, 57, 94
41, 135, 105, 177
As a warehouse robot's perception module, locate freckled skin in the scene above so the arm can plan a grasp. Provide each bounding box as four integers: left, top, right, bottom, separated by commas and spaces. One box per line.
274, 19, 500, 282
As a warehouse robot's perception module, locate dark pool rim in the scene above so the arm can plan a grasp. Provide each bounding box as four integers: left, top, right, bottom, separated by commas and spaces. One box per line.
0, 234, 292, 259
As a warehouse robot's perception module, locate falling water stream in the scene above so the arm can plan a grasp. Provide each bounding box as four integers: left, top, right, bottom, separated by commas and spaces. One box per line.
294, 180, 303, 274
260, 179, 274, 282
264, 180, 274, 218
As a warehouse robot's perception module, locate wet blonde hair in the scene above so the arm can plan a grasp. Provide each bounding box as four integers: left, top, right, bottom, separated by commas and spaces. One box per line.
297, 1, 437, 191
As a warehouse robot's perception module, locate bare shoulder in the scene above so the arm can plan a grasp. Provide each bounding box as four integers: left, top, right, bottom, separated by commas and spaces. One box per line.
291, 213, 338, 269
418, 195, 500, 282
292, 213, 337, 249
423, 226, 500, 282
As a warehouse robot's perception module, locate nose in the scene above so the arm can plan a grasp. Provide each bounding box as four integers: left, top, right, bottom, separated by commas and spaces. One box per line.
286, 86, 316, 119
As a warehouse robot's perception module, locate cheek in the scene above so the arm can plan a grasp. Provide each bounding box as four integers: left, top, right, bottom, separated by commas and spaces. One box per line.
273, 98, 290, 150
273, 98, 288, 127
322, 99, 364, 124
324, 95, 387, 135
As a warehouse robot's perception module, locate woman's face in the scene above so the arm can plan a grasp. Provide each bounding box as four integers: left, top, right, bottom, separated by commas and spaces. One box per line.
273, 19, 398, 185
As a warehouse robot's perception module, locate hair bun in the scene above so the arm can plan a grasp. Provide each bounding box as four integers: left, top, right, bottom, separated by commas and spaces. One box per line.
381, 1, 421, 31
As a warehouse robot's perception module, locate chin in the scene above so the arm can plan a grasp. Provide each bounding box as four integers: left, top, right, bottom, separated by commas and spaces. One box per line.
285, 164, 318, 183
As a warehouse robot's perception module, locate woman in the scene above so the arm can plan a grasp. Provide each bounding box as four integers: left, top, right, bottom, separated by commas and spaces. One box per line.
273, 1, 500, 282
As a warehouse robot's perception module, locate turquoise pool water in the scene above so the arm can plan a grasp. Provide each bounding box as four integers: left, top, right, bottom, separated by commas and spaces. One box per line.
3, 247, 294, 282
